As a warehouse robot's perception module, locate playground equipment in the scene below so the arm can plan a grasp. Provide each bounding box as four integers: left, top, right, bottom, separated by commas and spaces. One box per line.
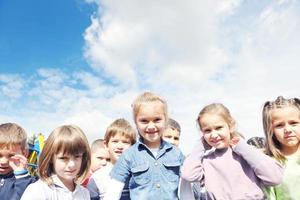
27, 133, 45, 175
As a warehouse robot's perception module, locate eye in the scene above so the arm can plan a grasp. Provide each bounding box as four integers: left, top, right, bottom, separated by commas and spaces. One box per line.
216, 126, 223, 130
154, 118, 162, 123
164, 135, 172, 139
75, 154, 83, 159
139, 119, 148, 123
290, 121, 299, 126
203, 129, 211, 134
274, 123, 283, 128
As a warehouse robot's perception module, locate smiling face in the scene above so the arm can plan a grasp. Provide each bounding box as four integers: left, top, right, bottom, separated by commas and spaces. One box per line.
136, 101, 166, 149
271, 106, 300, 155
53, 152, 83, 191
199, 113, 231, 149
90, 148, 110, 172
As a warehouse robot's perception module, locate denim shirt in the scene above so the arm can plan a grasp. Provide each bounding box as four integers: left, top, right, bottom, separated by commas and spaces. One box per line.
110, 139, 185, 200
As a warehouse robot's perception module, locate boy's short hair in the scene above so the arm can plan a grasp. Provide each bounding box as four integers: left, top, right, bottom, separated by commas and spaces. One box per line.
91, 139, 105, 153
104, 118, 136, 145
168, 118, 181, 133
0, 123, 27, 150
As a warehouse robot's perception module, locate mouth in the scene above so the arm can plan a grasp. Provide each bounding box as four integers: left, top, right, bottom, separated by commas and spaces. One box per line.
114, 150, 123, 155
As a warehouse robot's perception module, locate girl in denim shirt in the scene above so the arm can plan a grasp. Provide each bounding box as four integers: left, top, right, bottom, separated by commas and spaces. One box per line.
104, 92, 184, 200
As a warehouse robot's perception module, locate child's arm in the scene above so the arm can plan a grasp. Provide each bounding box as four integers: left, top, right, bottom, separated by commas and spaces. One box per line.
181, 140, 206, 182
233, 139, 283, 186
102, 178, 125, 200
10, 154, 37, 199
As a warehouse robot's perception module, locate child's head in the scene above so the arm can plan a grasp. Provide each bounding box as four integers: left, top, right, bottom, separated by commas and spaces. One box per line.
132, 92, 168, 148
197, 103, 239, 149
38, 125, 91, 186
262, 96, 300, 161
90, 139, 110, 172
163, 118, 181, 147
247, 137, 266, 152
104, 118, 136, 164
0, 123, 28, 175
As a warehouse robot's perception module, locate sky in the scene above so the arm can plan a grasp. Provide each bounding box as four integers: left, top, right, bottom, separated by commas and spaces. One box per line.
0, 0, 299, 154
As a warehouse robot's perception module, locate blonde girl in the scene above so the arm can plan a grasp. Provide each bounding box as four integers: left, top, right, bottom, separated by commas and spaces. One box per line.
104, 92, 184, 200
263, 96, 300, 200
181, 103, 283, 200
21, 125, 91, 200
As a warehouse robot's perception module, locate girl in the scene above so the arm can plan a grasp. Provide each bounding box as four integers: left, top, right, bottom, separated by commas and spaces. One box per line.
262, 96, 300, 200
103, 92, 185, 200
21, 125, 91, 200
181, 103, 283, 200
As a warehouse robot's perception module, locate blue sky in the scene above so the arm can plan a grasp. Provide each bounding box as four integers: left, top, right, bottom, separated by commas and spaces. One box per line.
0, 0, 299, 153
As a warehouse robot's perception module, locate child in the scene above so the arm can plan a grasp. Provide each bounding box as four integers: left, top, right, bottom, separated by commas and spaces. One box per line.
0, 123, 36, 200
181, 103, 283, 200
21, 125, 91, 200
163, 118, 181, 147
82, 139, 110, 186
87, 118, 136, 200
262, 96, 300, 200
104, 92, 185, 200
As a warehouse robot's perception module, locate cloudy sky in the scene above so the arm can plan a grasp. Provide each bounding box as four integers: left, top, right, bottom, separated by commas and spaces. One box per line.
0, 0, 299, 153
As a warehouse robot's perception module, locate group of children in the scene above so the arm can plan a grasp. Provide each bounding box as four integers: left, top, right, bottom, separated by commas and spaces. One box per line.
0, 92, 299, 200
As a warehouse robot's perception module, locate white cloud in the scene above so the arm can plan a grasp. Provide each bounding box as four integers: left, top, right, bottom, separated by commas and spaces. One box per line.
0, 74, 26, 99
1, 0, 299, 154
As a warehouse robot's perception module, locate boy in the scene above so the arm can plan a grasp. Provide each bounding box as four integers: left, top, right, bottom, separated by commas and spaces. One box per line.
162, 118, 181, 147
87, 118, 136, 200
82, 139, 110, 186
0, 123, 36, 200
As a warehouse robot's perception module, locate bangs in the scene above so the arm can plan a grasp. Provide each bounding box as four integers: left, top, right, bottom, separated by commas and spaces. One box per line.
51, 126, 89, 155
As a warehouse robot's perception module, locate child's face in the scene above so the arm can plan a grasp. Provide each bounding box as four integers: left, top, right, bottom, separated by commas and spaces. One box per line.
136, 101, 166, 149
200, 114, 231, 149
106, 134, 132, 164
0, 145, 24, 175
53, 152, 83, 188
271, 106, 300, 152
163, 128, 180, 147
90, 148, 110, 172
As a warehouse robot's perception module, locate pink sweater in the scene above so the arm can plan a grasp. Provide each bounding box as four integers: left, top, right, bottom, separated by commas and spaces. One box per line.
181, 140, 283, 200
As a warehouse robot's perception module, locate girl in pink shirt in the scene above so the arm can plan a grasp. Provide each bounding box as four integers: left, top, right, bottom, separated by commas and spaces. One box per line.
181, 103, 283, 200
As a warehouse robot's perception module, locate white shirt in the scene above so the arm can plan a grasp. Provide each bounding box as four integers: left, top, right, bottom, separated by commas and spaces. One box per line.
21, 175, 90, 200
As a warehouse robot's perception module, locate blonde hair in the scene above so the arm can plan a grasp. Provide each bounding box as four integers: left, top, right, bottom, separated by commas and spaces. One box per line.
132, 92, 168, 124
104, 118, 136, 145
262, 96, 300, 161
197, 103, 240, 139
38, 125, 91, 185
0, 123, 27, 150
91, 139, 105, 153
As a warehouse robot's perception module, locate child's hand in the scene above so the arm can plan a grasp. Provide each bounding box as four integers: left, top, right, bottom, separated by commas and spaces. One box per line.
9, 154, 28, 171
229, 137, 240, 149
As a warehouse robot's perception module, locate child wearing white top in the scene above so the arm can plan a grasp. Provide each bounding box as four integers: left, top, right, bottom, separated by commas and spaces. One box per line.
21, 125, 91, 200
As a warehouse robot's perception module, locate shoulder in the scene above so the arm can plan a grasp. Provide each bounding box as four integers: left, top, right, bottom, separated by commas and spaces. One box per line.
75, 184, 90, 199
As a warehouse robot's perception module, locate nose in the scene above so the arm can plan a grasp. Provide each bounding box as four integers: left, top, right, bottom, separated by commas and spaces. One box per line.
210, 131, 219, 139
147, 122, 156, 131
67, 158, 76, 168
0, 156, 9, 164
284, 125, 292, 134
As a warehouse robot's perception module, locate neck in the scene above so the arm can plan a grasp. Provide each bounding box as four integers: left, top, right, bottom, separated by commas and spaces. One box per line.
281, 144, 300, 157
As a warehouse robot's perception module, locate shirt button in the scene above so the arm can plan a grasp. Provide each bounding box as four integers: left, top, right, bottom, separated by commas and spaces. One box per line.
154, 162, 158, 166
156, 183, 160, 188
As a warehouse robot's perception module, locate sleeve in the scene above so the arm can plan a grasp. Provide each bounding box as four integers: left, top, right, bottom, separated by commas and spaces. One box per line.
181, 140, 206, 182
233, 139, 283, 186
20, 182, 44, 200
102, 178, 125, 200
87, 178, 100, 200
109, 152, 132, 183
178, 178, 195, 200
14, 174, 37, 199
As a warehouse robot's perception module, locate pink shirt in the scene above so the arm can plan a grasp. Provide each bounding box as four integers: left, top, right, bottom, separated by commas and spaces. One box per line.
181, 140, 283, 200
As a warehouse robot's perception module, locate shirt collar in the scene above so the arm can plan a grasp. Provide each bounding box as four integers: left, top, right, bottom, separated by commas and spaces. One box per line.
51, 174, 80, 193
137, 137, 173, 152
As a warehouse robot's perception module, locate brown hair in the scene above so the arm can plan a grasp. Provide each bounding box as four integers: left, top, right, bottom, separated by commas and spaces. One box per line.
197, 103, 240, 139
38, 125, 91, 185
104, 118, 136, 145
0, 123, 27, 150
262, 96, 300, 161
132, 91, 168, 125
